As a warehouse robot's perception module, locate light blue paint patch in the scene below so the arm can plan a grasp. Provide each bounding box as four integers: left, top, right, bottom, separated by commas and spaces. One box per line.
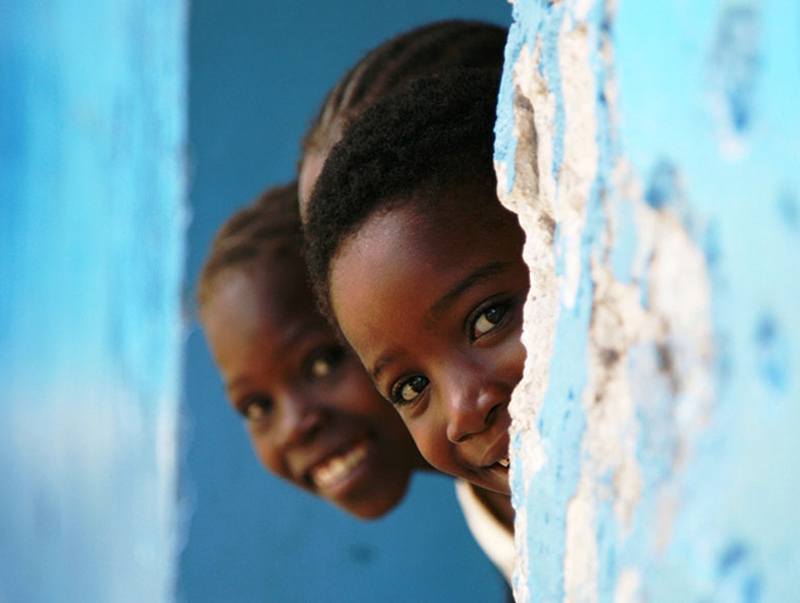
595, 500, 620, 603
510, 430, 526, 511
644, 159, 681, 210
496, 25, 522, 193
496, 0, 547, 192
753, 312, 790, 394
614, 1, 720, 178
506, 0, 799, 599
0, 2, 186, 602
776, 188, 799, 234
630, 344, 678, 491
587, 0, 616, 171
542, 4, 567, 181
508, 4, 623, 599
610, 194, 637, 284
589, 0, 635, 288
524, 290, 591, 602
526, 165, 608, 600
708, 2, 762, 136
613, 1, 800, 600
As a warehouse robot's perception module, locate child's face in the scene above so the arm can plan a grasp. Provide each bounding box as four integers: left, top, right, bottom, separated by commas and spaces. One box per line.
202, 252, 425, 519
328, 186, 528, 496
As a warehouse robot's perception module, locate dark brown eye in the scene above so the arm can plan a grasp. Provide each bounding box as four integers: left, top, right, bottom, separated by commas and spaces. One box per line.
240, 395, 273, 422
305, 346, 346, 381
471, 303, 508, 339
391, 375, 429, 406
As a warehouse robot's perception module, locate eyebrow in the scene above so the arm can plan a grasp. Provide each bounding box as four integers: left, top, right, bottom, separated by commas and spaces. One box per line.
225, 320, 322, 396
425, 261, 512, 326
370, 261, 512, 384
226, 376, 252, 401
275, 319, 322, 355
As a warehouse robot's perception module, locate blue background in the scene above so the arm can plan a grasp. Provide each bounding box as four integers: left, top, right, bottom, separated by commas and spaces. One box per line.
181, 2, 513, 601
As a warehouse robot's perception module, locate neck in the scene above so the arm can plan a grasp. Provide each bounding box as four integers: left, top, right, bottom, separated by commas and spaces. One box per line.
472, 485, 514, 532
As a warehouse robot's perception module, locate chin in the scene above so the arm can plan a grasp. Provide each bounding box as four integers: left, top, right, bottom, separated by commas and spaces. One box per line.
338, 476, 412, 521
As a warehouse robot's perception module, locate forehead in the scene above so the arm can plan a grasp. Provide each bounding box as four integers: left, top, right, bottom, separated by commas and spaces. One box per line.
203, 257, 321, 362
329, 189, 524, 353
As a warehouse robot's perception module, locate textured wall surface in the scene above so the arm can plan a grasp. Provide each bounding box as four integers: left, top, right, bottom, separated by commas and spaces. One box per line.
0, 2, 186, 601
496, 1, 799, 601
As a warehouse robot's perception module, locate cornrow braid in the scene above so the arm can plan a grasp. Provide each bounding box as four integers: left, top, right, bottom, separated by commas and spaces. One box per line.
304, 68, 501, 321
197, 182, 303, 310
299, 19, 506, 210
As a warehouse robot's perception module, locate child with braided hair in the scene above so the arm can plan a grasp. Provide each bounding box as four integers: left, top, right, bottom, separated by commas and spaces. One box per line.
198, 183, 428, 519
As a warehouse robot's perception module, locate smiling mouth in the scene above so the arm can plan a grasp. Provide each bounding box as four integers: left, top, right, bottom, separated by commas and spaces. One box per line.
310, 441, 369, 491
480, 431, 511, 471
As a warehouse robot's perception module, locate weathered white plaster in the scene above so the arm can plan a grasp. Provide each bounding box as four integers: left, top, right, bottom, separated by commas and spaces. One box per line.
613, 568, 641, 603
555, 19, 598, 310
497, 1, 715, 600
496, 41, 560, 600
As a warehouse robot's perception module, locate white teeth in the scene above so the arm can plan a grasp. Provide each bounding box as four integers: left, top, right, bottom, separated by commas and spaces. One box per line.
497, 457, 510, 468
311, 442, 368, 490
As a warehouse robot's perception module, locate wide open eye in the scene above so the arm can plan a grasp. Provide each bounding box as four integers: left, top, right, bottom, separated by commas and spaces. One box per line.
239, 395, 273, 423
391, 374, 430, 406
471, 303, 508, 340
305, 345, 346, 381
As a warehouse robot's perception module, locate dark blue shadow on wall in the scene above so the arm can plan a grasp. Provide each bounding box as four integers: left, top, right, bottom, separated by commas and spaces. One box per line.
182, 2, 511, 602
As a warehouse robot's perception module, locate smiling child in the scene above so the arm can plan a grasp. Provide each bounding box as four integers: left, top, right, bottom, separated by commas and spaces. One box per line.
305, 68, 527, 532
198, 184, 428, 519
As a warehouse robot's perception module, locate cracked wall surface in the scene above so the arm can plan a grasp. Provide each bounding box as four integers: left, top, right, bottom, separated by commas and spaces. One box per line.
496, 1, 799, 601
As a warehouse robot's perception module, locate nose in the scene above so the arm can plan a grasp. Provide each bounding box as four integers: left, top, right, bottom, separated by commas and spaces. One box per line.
277, 389, 324, 449
444, 368, 509, 444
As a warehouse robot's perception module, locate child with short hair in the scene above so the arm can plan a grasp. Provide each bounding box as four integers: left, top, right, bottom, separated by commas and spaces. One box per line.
304, 69, 525, 545
199, 22, 516, 582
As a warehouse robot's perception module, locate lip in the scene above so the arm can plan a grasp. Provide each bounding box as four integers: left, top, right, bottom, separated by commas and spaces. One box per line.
485, 462, 511, 495
297, 437, 376, 497
478, 428, 511, 469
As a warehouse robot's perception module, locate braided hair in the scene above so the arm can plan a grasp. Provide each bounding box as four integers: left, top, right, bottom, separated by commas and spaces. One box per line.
298, 19, 506, 213
196, 182, 303, 311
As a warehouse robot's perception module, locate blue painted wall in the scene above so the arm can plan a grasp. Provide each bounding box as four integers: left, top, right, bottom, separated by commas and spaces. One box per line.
497, 0, 799, 601
0, 1, 186, 602
181, 2, 512, 602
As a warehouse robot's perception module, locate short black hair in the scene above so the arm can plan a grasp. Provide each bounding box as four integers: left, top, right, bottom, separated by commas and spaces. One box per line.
304, 68, 501, 319
301, 20, 506, 164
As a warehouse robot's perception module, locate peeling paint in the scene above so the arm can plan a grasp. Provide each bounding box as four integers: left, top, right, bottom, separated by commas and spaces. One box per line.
708, 1, 762, 157
497, 0, 797, 601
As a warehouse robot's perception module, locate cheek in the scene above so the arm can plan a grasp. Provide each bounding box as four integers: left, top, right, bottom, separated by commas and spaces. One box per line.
329, 361, 385, 415
499, 324, 526, 385
248, 429, 290, 481
337, 375, 410, 446
406, 417, 451, 472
